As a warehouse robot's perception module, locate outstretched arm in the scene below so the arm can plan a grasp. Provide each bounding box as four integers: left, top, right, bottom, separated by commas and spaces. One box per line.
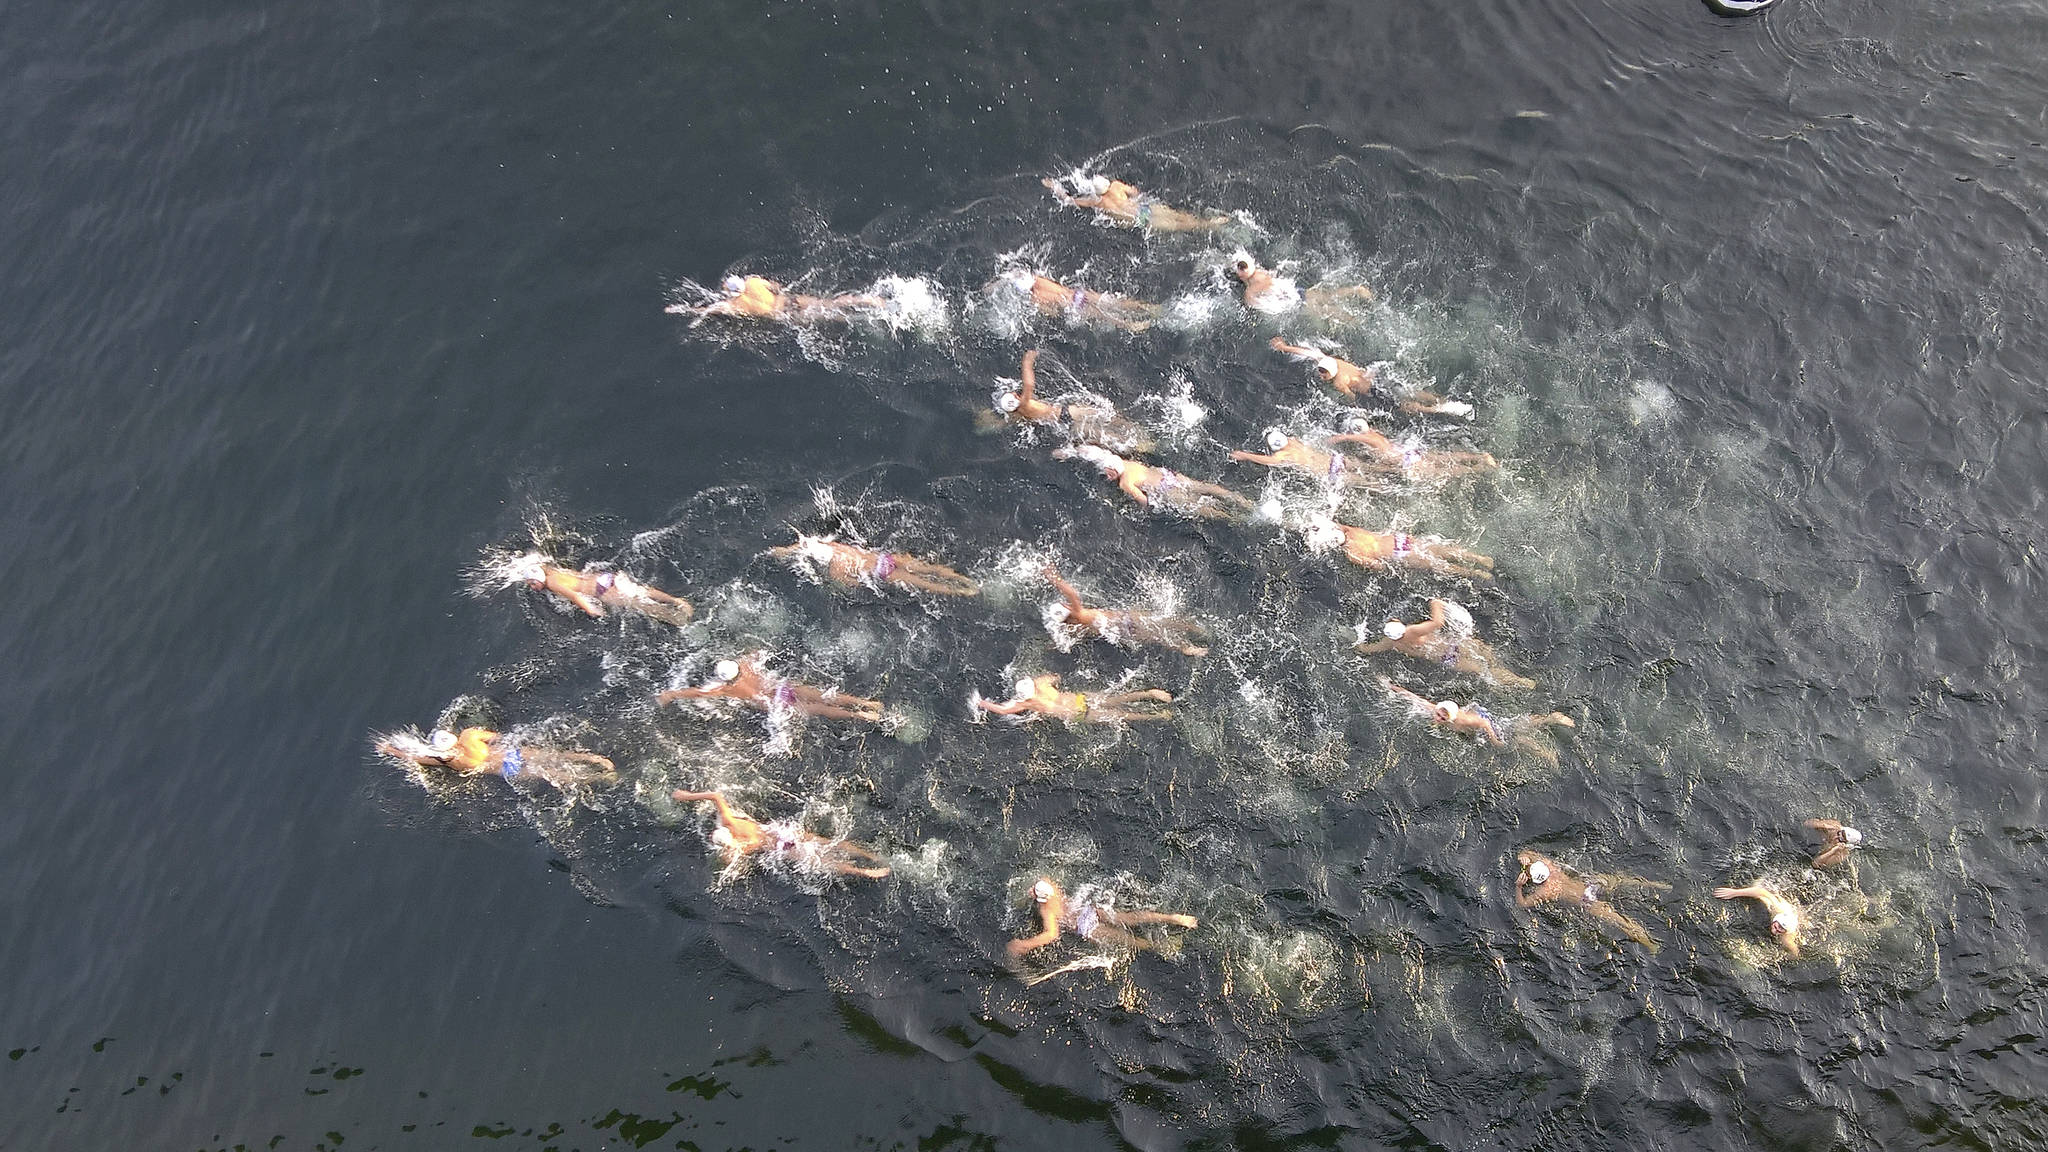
1269, 336, 1319, 359
1006, 906, 1061, 959
1042, 566, 1088, 615
1713, 885, 1766, 902
1019, 349, 1040, 403
657, 685, 720, 706
976, 697, 1034, 716
672, 790, 748, 834
1228, 450, 1283, 466
1353, 638, 1396, 654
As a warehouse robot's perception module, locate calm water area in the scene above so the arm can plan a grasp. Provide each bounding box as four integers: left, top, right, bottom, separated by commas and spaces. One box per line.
5, 0, 2047, 1149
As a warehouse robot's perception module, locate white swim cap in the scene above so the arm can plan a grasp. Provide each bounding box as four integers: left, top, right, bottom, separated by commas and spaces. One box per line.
1436, 700, 1460, 720
713, 659, 740, 682
711, 826, 736, 848
1265, 429, 1289, 452
1000, 268, 1035, 292
429, 729, 458, 753
1842, 827, 1863, 845
1527, 861, 1550, 885
995, 393, 1021, 413
1033, 879, 1055, 903
721, 275, 745, 295
1013, 677, 1036, 700
1382, 620, 1407, 640
1343, 414, 1371, 434
1081, 175, 1111, 195
1771, 912, 1797, 935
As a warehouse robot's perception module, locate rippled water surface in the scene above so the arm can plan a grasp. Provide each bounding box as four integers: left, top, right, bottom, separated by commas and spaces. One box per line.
5, 0, 2047, 1149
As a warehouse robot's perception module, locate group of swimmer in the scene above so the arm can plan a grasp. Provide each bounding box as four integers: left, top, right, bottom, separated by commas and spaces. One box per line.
379, 170, 1868, 971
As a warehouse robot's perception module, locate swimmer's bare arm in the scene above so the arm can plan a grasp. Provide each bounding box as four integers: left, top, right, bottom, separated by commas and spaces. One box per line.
657, 684, 726, 706
1352, 637, 1396, 654
1042, 566, 1089, 616
1228, 447, 1286, 467
1118, 472, 1150, 506
1268, 337, 1323, 360
1007, 902, 1061, 958
1712, 884, 1769, 903
672, 790, 750, 837
1019, 348, 1041, 402
976, 696, 1035, 716
1383, 682, 1431, 709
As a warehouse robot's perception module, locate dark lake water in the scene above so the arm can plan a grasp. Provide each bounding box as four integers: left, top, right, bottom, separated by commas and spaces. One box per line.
6, 0, 2048, 1149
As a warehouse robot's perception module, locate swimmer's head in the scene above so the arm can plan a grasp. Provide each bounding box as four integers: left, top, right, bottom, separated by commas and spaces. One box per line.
1316, 357, 1340, 383
1435, 700, 1460, 722
1342, 414, 1372, 434
711, 826, 737, 850
1770, 911, 1797, 936
1302, 514, 1344, 553
429, 729, 458, 753
1382, 620, 1407, 640
1526, 861, 1550, 885
1032, 878, 1055, 903
999, 268, 1036, 293
995, 392, 1021, 414
713, 659, 741, 683
721, 275, 746, 296
1080, 175, 1111, 196
506, 551, 549, 585
1264, 428, 1289, 452
1842, 827, 1864, 846
1013, 676, 1036, 700
1229, 250, 1257, 281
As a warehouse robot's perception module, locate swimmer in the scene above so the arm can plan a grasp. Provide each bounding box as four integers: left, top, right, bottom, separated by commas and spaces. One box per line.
1353, 598, 1534, 690
1041, 175, 1230, 233
994, 349, 1156, 456
1325, 417, 1497, 480
656, 652, 884, 723
1229, 253, 1375, 318
766, 533, 980, 597
1804, 818, 1865, 868
672, 790, 891, 879
1043, 564, 1209, 657
1007, 877, 1198, 960
377, 727, 616, 788
1712, 882, 1803, 957
1301, 514, 1495, 582
975, 673, 1174, 723
505, 551, 694, 627
1228, 429, 1383, 489
1383, 680, 1574, 760
1054, 444, 1255, 522
995, 269, 1161, 333
666, 274, 885, 326
1515, 850, 1664, 951
1268, 337, 1472, 418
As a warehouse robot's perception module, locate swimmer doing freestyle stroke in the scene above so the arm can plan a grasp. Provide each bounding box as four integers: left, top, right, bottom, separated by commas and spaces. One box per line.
1054, 444, 1255, 522
994, 349, 1155, 456
1043, 564, 1209, 657
1227, 429, 1390, 490
996, 268, 1161, 334
656, 652, 884, 724
975, 673, 1175, 723
500, 551, 695, 627
377, 726, 617, 788
1007, 877, 1198, 960
1269, 336, 1473, 419
1382, 680, 1574, 763
1515, 849, 1667, 952
667, 274, 886, 326
1713, 882, 1803, 958
1805, 818, 1865, 869
1230, 252, 1376, 319
1041, 174, 1231, 233
1354, 597, 1535, 690
766, 533, 980, 597
671, 790, 891, 879
1301, 513, 1495, 582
